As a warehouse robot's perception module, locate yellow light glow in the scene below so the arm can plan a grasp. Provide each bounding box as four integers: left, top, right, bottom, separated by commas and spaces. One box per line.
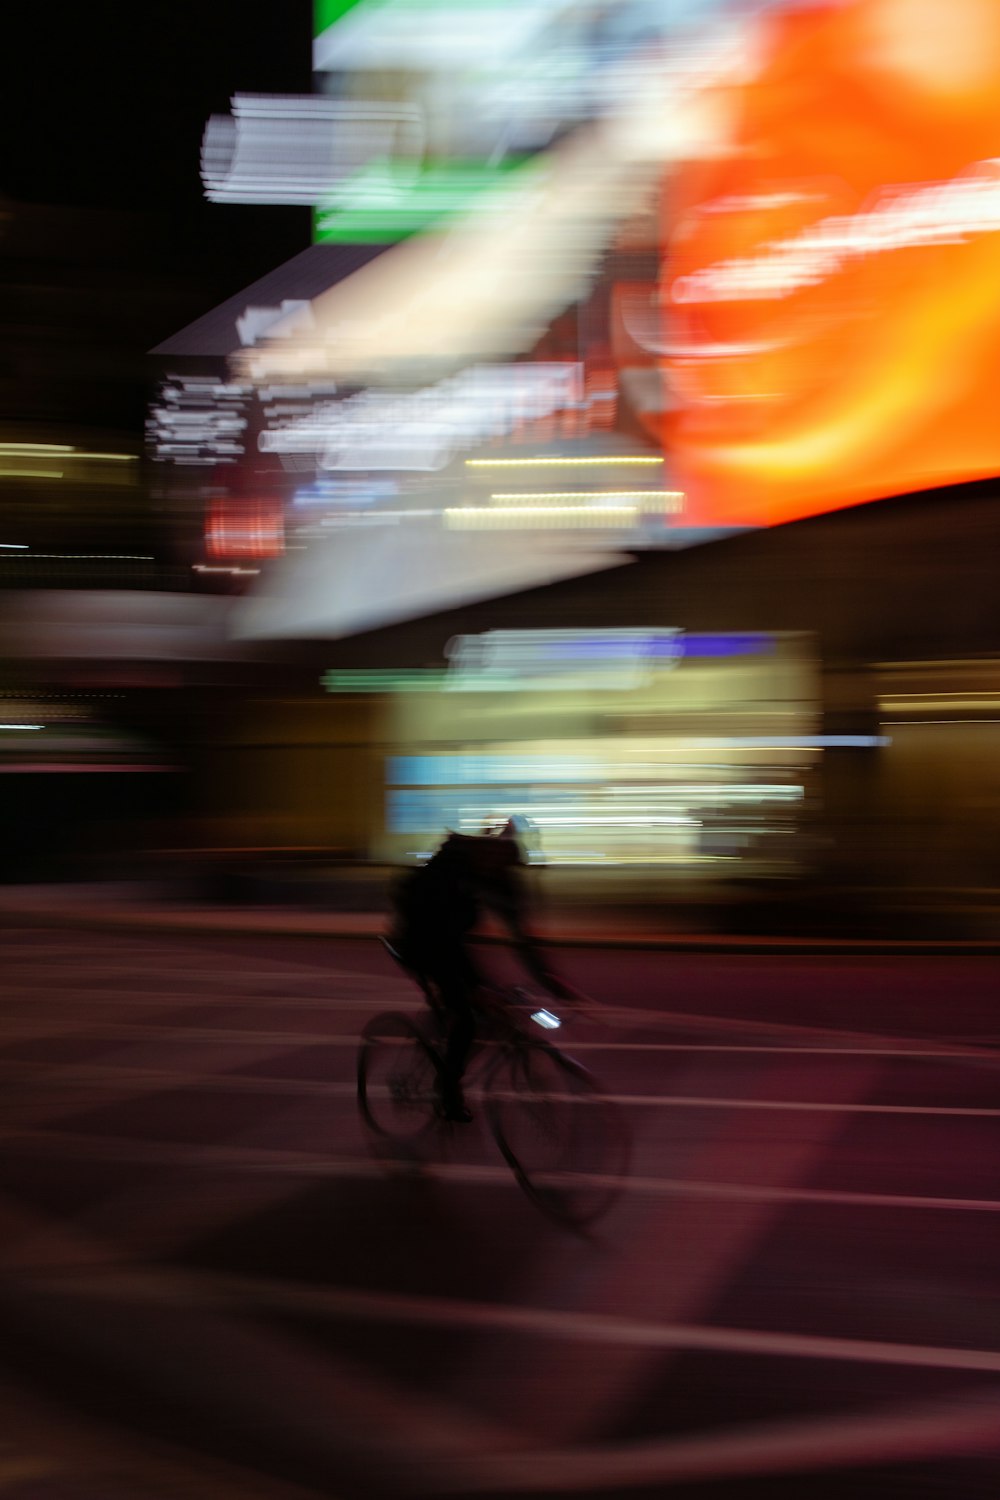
0, 469, 64, 479
11, 552, 155, 560
0, 445, 136, 462
466, 456, 664, 468
445, 505, 639, 528
0, 443, 73, 454
75, 452, 139, 462
880, 697, 1000, 712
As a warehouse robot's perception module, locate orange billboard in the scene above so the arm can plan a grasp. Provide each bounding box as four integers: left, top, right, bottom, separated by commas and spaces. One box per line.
663, 0, 1000, 529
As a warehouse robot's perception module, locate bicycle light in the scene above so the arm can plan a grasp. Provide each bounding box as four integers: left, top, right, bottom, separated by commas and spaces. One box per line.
531, 1008, 561, 1030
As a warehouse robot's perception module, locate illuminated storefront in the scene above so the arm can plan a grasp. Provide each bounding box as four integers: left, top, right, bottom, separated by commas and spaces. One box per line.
320, 627, 826, 875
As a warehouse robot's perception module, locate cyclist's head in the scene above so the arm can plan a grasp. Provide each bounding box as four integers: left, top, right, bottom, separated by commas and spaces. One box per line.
481, 814, 526, 841
480, 813, 539, 864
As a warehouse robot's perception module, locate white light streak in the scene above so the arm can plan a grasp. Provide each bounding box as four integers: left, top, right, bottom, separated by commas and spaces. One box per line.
202, 94, 425, 205
237, 301, 315, 349
673, 158, 1000, 306
531, 1009, 561, 1030
654, 736, 888, 749
490, 490, 683, 506
0, 443, 72, 454
257, 362, 585, 472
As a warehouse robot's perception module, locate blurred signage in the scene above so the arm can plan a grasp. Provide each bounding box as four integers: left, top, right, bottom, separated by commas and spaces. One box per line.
309, 0, 747, 242
148, 376, 251, 466
321, 669, 447, 692
292, 477, 398, 507
206, 496, 285, 558
444, 628, 682, 691
664, 0, 1000, 528
321, 629, 777, 694
259, 362, 584, 471
313, 160, 532, 244
389, 753, 602, 785
203, 96, 425, 209
445, 629, 775, 689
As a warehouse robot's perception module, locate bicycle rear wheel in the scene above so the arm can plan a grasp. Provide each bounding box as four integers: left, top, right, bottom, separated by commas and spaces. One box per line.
486, 1043, 630, 1228
357, 1012, 440, 1141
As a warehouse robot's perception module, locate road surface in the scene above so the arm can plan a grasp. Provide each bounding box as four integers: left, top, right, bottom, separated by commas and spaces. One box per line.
3, 926, 1000, 1498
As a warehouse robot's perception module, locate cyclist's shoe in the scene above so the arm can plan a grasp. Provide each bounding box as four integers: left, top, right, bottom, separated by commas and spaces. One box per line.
436, 1087, 473, 1124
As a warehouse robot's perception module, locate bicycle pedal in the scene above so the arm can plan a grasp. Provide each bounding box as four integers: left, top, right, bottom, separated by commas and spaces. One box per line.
436, 1102, 474, 1125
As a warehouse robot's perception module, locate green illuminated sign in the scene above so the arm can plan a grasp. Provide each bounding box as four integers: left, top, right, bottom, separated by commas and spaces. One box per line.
314, 0, 368, 32
312, 157, 530, 244
322, 668, 448, 693
312, 0, 542, 243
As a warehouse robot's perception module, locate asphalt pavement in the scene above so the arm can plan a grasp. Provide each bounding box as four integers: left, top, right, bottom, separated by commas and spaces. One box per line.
3, 877, 1000, 954
4, 920, 1000, 1497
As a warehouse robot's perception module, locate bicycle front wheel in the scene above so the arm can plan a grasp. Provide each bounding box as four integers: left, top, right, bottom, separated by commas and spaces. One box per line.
357, 1012, 439, 1141
486, 1043, 630, 1228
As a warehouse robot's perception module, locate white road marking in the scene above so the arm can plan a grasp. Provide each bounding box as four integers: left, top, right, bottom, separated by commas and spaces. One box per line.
572, 1042, 1000, 1059
2, 964, 380, 982
6, 1021, 995, 1062
608, 1093, 1000, 1117
10, 955, 1000, 1068
3, 1058, 999, 1119
23, 1264, 1000, 1378
2, 988, 415, 1012
451, 1395, 1000, 1491
9, 1251, 1000, 1489
2, 1041, 999, 1127
9, 1130, 1000, 1216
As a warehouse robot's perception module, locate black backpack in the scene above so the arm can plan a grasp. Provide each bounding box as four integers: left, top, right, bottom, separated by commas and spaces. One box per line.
391, 836, 477, 934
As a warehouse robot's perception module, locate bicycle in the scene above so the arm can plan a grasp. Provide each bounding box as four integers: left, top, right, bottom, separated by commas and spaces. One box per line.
357, 940, 630, 1228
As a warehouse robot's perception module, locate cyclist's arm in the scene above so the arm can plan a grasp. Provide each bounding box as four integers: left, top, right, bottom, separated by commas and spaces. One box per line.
488, 874, 616, 1024
497, 888, 614, 1020
482, 864, 614, 1026
488, 869, 573, 998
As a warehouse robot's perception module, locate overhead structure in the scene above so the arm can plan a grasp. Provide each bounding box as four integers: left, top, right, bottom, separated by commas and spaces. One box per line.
232, 524, 629, 642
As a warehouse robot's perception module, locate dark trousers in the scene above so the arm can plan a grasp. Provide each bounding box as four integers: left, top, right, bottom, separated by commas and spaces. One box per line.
396, 929, 481, 1098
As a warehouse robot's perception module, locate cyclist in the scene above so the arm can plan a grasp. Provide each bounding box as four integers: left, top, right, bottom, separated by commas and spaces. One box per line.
387, 818, 572, 1122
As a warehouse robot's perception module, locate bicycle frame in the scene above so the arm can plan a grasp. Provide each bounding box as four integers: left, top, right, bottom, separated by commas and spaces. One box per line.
365, 939, 630, 1227
414, 984, 558, 1093
379, 936, 562, 1070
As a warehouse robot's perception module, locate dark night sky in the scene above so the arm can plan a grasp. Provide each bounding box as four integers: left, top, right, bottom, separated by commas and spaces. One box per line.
3, 1, 314, 358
